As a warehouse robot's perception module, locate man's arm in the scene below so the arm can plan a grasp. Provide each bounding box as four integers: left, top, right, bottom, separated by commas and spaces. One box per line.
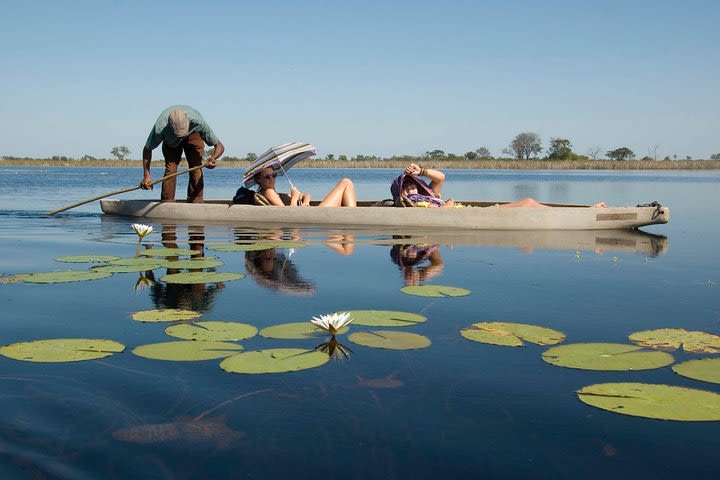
140, 147, 153, 189
205, 140, 224, 169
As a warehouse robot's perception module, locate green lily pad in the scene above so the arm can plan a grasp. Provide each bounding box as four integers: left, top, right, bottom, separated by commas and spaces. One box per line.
219, 348, 329, 374
0, 339, 125, 363
672, 358, 720, 384
164, 259, 224, 269
0, 274, 28, 284
461, 322, 566, 347
577, 382, 720, 421
345, 310, 427, 327
110, 257, 170, 267
132, 341, 243, 361
259, 322, 346, 340
348, 330, 431, 350
93, 263, 165, 273
160, 272, 245, 284
542, 343, 674, 371
629, 328, 720, 354
132, 309, 201, 323
138, 248, 202, 257
208, 243, 275, 252
165, 321, 258, 342
400, 285, 471, 298
55, 255, 120, 263
22, 270, 113, 284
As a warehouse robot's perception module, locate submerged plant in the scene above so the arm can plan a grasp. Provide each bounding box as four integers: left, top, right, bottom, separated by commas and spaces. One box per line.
310, 312, 353, 334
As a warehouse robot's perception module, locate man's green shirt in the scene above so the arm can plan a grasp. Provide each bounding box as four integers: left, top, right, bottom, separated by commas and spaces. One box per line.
144, 105, 219, 150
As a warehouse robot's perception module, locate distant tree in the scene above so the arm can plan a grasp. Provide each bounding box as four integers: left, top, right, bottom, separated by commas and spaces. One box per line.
546, 138, 573, 160
246, 153, 257, 162
663, 156, 671, 160
686, 155, 692, 160
648, 144, 659, 161
424, 149, 446, 158
464, 151, 478, 160
710, 153, 720, 160
326, 154, 334, 161
587, 146, 602, 160
673, 155, 677, 160
338, 155, 348, 161
80, 155, 97, 161
606, 147, 635, 161
475, 147, 492, 159
110, 146, 131, 160
508, 132, 542, 160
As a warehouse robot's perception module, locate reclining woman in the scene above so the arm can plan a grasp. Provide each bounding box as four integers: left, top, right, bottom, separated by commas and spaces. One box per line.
254, 166, 357, 207
393, 163, 606, 208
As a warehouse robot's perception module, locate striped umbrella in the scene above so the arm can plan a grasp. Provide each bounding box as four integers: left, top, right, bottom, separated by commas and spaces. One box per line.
242, 142, 317, 189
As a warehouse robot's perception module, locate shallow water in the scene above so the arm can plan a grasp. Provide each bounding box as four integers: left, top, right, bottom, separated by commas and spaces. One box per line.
0, 166, 718, 479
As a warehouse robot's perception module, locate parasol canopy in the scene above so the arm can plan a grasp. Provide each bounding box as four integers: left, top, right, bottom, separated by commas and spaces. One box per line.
243, 142, 316, 189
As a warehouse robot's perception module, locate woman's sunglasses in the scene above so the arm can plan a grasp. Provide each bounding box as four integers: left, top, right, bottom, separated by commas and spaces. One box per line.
261, 173, 278, 179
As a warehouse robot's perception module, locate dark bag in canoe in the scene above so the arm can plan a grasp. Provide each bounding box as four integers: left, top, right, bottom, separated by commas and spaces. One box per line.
232, 186, 256, 204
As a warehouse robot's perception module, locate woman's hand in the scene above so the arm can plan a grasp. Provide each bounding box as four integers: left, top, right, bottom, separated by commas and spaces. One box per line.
404, 163, 422, 176
299, 192, 312, 206
290, 186, 301, 200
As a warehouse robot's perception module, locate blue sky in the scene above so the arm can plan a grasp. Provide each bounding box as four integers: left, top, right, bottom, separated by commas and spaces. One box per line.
1, 0, 718, 159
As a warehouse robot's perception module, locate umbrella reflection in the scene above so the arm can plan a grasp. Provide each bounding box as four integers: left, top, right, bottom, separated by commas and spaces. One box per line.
244, 248, 316, 296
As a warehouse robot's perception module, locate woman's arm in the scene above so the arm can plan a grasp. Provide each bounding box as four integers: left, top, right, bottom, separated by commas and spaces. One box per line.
405, 163, 445, 196
259, 188, 287, 206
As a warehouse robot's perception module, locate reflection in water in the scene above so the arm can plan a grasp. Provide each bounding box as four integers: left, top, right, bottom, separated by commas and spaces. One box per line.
143, 224, 224, 312
390, 243, 444, 286
244, 248, 316, 296
315, 335, 352, 361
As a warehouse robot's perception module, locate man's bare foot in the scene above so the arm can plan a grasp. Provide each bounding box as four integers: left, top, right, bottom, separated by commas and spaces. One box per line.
591, 201, 607, 208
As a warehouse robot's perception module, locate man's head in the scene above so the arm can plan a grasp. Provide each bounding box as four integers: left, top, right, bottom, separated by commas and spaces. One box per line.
168, 109, 190, 137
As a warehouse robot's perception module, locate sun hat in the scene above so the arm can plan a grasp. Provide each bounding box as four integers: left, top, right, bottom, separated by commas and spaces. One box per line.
167, 109, 190, 137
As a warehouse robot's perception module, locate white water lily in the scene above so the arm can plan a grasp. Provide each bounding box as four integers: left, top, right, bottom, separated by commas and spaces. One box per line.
132, 223, 154, 240
310, 312, 353, 334
134, 274, 155, 292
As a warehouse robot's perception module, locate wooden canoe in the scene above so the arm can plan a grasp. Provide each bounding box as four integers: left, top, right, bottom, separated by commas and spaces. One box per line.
100, 199, 669, 230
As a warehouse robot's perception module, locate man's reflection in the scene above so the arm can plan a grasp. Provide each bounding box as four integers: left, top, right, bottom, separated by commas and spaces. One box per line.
143, 224, 224, 313
244, 248, 316, 296
390, 243, 444, 286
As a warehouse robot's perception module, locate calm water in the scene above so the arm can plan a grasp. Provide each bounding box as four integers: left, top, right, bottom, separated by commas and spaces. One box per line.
0, 166, 719, 479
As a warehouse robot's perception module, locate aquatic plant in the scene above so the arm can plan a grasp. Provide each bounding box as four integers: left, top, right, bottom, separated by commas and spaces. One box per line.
219, 348, 330, 374
131, 223, 154, 240
348, 330, 431, 350
310, 312, 353, 334
461, 322, 565, 347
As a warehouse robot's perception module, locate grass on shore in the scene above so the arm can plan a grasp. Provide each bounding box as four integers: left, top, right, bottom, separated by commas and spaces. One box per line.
2, 158, 720, 170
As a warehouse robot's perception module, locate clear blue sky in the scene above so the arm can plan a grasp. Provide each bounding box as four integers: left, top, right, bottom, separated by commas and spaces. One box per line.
1, 0, 718, 159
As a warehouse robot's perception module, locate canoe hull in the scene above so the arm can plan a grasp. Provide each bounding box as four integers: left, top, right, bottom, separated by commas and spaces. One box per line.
100, 200, 669, 230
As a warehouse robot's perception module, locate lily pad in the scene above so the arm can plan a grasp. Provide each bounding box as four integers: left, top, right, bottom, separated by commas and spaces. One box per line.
55, 255, 120, 263
0, 274, 28, 284
346, 310, 427, 327
93, 264, 165, 273
110, 257, 170, 267
577, 382, 720, 421
629, 328, 720, 354
219, 348, 329, 374
165, 322, 258, 342
461, 322, 566, 347
138, 248, 202, 257
542, 343, 674, 371
0, 339, 125, 363
132, 341, 243, 361
348, 330, 431, 350
672, 358, 720, 384
208, 243, 275, 252
160, 272, 245, 284
400, 285, 471, 298
22, 270, 112, 284
259, 322, 346, 340
132, 309, 201, 323
164, 259, 224, 269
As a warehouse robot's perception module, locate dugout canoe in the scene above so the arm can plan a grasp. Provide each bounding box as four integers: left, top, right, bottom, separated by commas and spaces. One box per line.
100, 199, 669, 230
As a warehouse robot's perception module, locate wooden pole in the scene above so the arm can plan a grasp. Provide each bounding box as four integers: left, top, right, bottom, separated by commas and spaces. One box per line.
46, 163, 208, 215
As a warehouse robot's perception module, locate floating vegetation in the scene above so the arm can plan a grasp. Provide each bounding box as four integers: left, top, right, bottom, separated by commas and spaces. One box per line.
0, 274, 27, 284
577, 383, 720, 421
208, 243, 276, 252
310, 312, 353, 334
0, 338, 125, 362
93, 264, 164, 273
132, 308, 201, 323
110, 257, 170, 267
132, 341, 243, 361
346, 310, 427, 327
219, 348, 329, 374
628, 328, 720, 354
164, 259, 224, 269
138, 247, 201, 257
160, 272, 245, 284
672, 358, 720, 384
400, 285, 471, 298
165, 322, 258, 342
131, 223, 154, 240
461, 322, 565, 347
542, 343, 674, 371
54, 255, 120, 263
21, 270, 113, 284
259, 322, 345, 339
113, 416, 245, 447
348, 330, 431, 350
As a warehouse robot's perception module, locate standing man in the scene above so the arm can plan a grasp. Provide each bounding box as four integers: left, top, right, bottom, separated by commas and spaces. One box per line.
140, 105, 225, 203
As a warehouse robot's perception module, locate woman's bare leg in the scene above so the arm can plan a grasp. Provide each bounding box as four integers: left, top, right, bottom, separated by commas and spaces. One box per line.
500, 198, 549, 208
319, 178, 357, 207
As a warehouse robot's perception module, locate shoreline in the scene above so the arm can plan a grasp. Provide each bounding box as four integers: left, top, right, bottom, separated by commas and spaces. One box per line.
1, 159, 719, 170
